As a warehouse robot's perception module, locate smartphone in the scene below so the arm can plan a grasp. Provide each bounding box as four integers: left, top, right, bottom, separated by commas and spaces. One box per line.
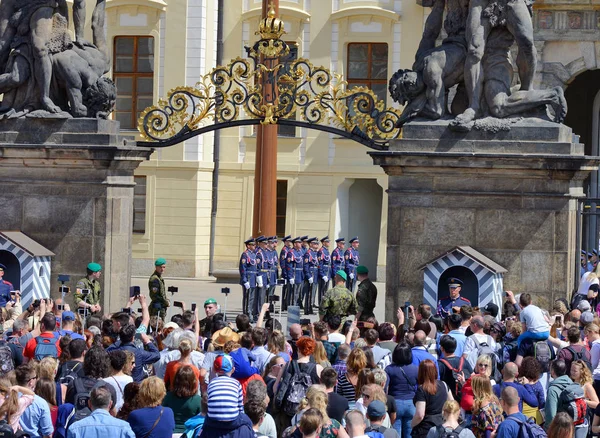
277, 278, 285, 286
57, 304, 65, 311
556, 315, 564, 325
299, 318, 310, 325
221, 287, 230, 294
173, 301, 183, 308
168, 286, 179, 293
59, 285, 70, 294
58, 274, 70, 282
137, 308, 142, 314
121, 307, 133, 314
357, 321, 365, 328
191, 303, 197, 312
269, 295, 280, 302
130, 286, 140, 298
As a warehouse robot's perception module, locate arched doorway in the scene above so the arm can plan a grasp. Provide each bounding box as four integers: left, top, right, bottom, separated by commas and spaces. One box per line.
0, 250, 20, 289
438, 266, 479, 306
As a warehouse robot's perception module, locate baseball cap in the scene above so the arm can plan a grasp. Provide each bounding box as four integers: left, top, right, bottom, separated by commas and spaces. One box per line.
483, 302, 499, 318
61, 311, 76, 322
366, 400, 386, 418
214, 354, 234, 374
581, 311, 594, 325
578, 300, 592, 312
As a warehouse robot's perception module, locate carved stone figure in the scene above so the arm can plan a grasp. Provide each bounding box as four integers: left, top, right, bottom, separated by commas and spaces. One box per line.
390, 0, 567, 130
0, 0, 114, 119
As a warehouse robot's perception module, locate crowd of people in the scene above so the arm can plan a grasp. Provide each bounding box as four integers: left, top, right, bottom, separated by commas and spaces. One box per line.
2, 266, 600, 438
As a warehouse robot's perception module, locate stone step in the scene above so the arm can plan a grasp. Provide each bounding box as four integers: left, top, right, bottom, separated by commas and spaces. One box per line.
390, 138, 583, 155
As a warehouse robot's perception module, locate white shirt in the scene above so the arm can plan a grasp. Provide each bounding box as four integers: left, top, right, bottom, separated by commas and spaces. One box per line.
577, 272, 599, 296
328, 333, 346, 343
519, 305, 550, 333
102, 375, 133, 411
463, 333, 497, 369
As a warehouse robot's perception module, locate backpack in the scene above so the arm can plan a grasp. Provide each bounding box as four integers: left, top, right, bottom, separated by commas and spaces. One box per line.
274, 360, 316, 416
533, 342, 552, 373
506, 416, 547, 438
557, 383, 588, 426
0, 341, 14, 376
434, 424, 466, 438
366, 431, 385, 438
66, 377, 97, 429
439, 357, 465, 401
565, 346, 593, 371
34, 333, 59, 361
460, 376, 475, 412
467, 335, 500, 381
58, 362, 82, 387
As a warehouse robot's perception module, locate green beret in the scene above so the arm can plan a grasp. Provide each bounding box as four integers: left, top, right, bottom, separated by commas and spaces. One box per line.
335, 270, 347, 281
87, 262, 102, 272
155, 257, 167, 266
205, 298, 217, 306
356, 265, 368, 275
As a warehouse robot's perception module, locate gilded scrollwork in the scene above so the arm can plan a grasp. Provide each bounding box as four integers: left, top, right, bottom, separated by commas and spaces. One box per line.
137, 5, 402, 149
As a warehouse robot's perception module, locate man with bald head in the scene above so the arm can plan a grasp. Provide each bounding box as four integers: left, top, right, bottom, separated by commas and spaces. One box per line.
289, 323, 302, 359
344, 410, 367, 438
492, 362, 538, 412
496, 386, 527, 438
411, 330, 439, 376
463, 315, 497, 369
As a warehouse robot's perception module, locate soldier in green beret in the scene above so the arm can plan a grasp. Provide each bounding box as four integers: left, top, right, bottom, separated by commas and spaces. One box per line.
75, 262, 103, 314
355, 265, 377, 321
199, 298, 218, 338
149, 258, 170, 319
319, 270, 357, 324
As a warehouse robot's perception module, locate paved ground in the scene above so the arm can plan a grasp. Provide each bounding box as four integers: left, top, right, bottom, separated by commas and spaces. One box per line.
131, 276, 387, 327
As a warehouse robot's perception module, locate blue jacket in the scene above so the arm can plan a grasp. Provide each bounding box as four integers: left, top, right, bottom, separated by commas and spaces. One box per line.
106, 341, 160, 383
199, 413, 255, 438
287, 249, 304, 283
255, 248, 268, 286
239, 250, 258, 287
230, 349, 260, 379
493, 381, 538, 411
0, 279, 13, 307
344, 248, 359, 276
331, 247, 345, 277
279, 247, 289, 280
303, 249, 319, 281
317, 247, 331, 278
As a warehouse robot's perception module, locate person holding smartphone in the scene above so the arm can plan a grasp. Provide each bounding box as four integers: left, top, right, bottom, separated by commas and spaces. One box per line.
74, 262, 102, 314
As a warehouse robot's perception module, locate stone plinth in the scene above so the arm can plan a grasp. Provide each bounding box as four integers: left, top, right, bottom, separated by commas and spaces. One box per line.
0, 119, 152, 312
369, 118, 600, 322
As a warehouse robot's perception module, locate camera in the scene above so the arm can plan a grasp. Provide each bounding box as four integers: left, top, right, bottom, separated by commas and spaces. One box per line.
173, 301, 183, 308
80, 289, 90, 296
59, 285, 70, 294
268, 295, 280, 302
299, 318, 311, 325
57, 304, 65, 311
130, 286, 140, 298
58, 274, 70, 282
32, 299, 41, 308
191, 303, 197, 312
168, 286, 178, 293
276, 278, 285, 286
221, 287, 230, 295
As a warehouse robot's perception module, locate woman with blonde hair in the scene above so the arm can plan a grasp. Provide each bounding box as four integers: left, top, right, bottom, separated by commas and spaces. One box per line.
38, 356, 67, 405
358, 384, 393, 428
313, 342, 331, 368
571, 360, 599, 410
285, 385, 349, 438
470, 375, 503, 438
336, 348, 367, 406
0, 378, 35, 433
268, 330, 291, 362
164, 338, 201, 390
127, 376, 176, 436
457, 355, 495, 426
427, 401, 475, 438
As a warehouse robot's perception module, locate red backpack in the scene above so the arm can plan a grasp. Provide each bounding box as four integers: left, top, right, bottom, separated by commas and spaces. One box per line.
460, 375, 475, 412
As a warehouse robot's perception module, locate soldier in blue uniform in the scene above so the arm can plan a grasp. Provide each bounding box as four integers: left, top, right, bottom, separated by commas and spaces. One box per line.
0, 263, 14, 308
301, 236, 309, 256
286, 237, 304, 308
344, 237, 360, 292
280, 235, 292, 310
255, 236, 269, 320
331, 237, 346, 280
587, 251, 595, 273
581, 250, 588, 277
267, 236, 279, 300
317, 236, 332, 303
303, 237, 320, 315
239, 237, 259, 318
436, 277, 471, 319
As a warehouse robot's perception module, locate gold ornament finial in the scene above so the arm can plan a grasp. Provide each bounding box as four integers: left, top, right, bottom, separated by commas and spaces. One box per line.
257, 2, 285, 39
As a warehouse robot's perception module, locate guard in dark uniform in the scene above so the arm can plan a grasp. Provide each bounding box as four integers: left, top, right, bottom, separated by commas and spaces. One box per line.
437, 277, 471, 319
286, 237, 304, 308
300, 236, 309, 256
255, 236, 269, 321
239, 238, 258, 318
267, 236, 278, 301
582, 250, 588, 277
280, 235, 292, 310
303, 237, 319, 314
331, 238, 346, 280
149, 258, 169, 319
344, 237, 360, 292
317, 236, 332, 303
0, 263, 14, 308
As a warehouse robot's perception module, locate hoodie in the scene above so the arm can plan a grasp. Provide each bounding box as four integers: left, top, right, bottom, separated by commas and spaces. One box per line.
545, 375, 573, 426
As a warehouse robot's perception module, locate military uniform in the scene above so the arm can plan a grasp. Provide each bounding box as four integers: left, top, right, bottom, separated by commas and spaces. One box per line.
0, 263, 13, 308
255, 236, 269, 318
267, 236, 279, 300
356, 277, 377, 321
74, 277, 101, 307
280, 235, 291, 310
344, 237, 360, 292
319, 284, 358, 323
437, 277, 471, 318
331, 238, 346, 279
286, 238, 304, 308
149, 273, 168, 318
239, 238, 259, 319
303, 238, 319, 314
317, 237, 331, 303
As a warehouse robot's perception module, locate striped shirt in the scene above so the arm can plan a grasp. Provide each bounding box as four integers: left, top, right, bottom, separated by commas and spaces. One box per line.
207, 375, 244, 421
